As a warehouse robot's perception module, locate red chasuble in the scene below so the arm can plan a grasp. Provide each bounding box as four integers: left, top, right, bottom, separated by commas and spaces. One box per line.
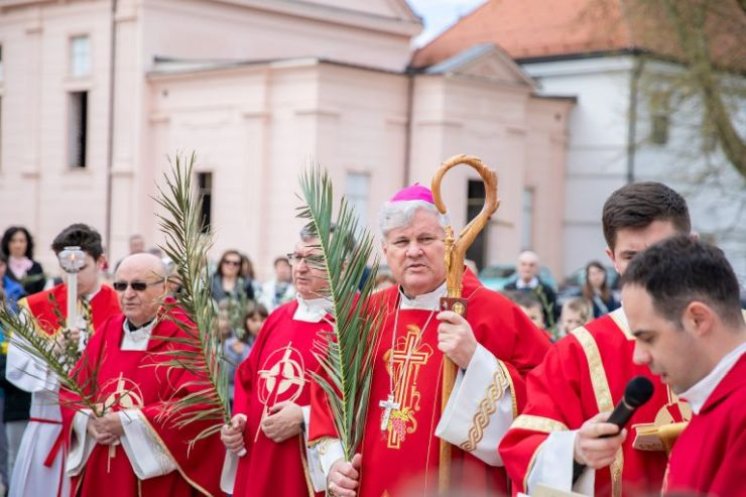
60, 309, 223, 497
20, 283, 121, 335
232, 300, 328, 497
310, 270, 550, 497
663, 353, 746, 497
500, 311, 690, 497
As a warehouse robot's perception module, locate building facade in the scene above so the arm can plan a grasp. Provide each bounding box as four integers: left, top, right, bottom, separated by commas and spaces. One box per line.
0, 0, 572, 279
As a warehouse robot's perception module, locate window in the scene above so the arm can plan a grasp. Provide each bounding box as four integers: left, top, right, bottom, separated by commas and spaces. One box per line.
649, 92, 670, 145
68, 91, 88, 168
345, 172, 370, 228
466, 179, 488, 269
70, 35, 91, 77
197, 172, 213, 233
521, 187, 535, 250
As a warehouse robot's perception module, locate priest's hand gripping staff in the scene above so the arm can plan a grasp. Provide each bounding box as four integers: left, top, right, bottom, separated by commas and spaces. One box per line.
431, 154, 499, 493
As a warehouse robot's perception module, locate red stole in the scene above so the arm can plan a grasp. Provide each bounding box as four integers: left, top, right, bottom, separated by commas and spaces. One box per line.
20, 284, 121, 335
664, 353, 746, 497
232, 300, 327, 497
60, 311, 223, 497
500, 311, 689, 496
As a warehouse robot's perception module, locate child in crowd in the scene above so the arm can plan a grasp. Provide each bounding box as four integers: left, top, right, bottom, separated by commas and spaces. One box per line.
223, 303, 268, 405
507, 291, 553, 341
557, 296, 592, 339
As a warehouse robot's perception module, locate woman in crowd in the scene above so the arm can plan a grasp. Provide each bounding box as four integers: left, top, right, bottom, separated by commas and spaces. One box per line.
1, 227, 45, 296
582, 260, 620, 318
210, 249, 255, 304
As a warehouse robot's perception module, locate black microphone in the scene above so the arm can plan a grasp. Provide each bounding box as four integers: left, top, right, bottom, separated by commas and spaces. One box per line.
572, 376, 654, 483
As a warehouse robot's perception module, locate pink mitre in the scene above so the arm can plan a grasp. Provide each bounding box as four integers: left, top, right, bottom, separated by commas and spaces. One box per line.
389, 183, 434, 204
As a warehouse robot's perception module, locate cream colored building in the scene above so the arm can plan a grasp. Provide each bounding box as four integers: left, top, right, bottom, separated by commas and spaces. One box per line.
0, 0, 572, 280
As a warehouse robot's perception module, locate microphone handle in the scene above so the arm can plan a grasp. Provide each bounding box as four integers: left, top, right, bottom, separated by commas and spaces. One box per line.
572, 401, 634, 483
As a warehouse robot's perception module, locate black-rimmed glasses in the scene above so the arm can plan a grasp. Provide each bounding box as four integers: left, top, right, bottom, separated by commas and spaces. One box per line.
112, 279, 165, 292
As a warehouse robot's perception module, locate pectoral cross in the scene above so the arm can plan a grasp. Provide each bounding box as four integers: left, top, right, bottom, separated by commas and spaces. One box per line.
379, 394, 400, 432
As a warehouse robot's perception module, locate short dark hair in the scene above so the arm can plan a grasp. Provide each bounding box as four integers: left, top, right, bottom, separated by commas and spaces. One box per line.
602, 182, 690, 250
1, 226, 36, 259
51, 224, 104, 259
622, 235, 744, 328
506, 290, 542, 310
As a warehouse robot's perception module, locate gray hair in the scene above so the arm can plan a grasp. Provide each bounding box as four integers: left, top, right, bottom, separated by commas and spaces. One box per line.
378, 200, 449, 238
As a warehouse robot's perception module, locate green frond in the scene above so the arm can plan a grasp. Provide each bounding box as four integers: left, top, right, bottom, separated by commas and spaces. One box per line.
297, 165, 383, 460
151, 153, 230, 436
0, 305, 102, 415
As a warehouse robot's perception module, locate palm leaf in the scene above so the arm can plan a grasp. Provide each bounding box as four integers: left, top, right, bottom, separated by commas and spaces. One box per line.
0, 304, 103, 415
150, 152, 230, 447
297, 165, 383, 460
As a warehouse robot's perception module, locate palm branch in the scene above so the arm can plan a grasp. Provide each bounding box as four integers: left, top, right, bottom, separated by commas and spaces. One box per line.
297, 165, 383, 460
151, 152, 230, 446
0, 303, 103, 415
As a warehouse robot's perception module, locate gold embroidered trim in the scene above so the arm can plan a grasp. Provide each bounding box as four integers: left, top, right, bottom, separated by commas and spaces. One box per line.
459, 364, 507, 452
499, 360, 518, 418
138, 410, 214, 496
608, 308, 633, 340
572, 326, 623, 497
511, 414, 568, 433
298, 435, 316, 497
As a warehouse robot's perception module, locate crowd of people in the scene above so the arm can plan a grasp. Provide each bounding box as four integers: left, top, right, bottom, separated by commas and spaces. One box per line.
0, 179, 743, 497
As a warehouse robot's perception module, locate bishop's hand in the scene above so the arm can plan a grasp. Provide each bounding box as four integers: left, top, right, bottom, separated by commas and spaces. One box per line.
436, 310, 477, 369
221, 414, 247, 456
261, 401, 303, 443
574, 411, 627, 469
327, 453, 362, 497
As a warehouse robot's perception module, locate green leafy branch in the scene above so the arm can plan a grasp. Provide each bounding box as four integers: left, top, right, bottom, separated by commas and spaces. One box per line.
297, 165, 383, 460
151, 152, 230, 448
0, 304, 103, 415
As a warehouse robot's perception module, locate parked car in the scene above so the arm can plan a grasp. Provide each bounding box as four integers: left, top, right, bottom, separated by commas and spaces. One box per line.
478, 264, 557, 292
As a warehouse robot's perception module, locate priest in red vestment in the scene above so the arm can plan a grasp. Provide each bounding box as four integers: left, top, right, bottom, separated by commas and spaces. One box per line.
220, 227, 333, 497
500, 183, 694, 497
60, 253, 223, 497
312, 184, 551, 497
7, 223, 121, 497
622, 236, 746, 497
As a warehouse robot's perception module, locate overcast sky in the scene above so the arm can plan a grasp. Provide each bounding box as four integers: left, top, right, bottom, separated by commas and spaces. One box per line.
407, 0, 486, 46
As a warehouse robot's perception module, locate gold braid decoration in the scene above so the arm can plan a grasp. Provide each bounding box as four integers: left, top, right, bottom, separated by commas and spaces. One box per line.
459, 363, 508, 452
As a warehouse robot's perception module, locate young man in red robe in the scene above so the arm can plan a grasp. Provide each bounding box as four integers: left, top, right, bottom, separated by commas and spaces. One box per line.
6, 223, 120, 497
499, 183, 694, 496
623, 236, 746, 497
313, 184, 551, 497
220, 228, 333, 497
60, 253, 223, 497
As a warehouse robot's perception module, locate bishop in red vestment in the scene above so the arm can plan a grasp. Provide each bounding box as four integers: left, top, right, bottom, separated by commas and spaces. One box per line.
60, 253, 223, 497
220, 231, 333, 497
310, 185, 550, 497
500, 182, 695, 496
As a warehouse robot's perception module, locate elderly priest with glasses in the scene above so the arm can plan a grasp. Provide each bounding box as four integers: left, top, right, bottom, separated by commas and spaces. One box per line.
59, 253, 223, 497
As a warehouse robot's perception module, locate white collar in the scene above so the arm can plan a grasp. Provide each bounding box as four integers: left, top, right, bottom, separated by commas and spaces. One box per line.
293, 295, 332, 323
399, 281, 447, 311
515, 277, 539, 290
679, 342, 746, 414
122, 318, 156, 342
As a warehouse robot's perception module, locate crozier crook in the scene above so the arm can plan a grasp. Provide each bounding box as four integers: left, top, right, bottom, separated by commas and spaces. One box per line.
431, 154, 499, 493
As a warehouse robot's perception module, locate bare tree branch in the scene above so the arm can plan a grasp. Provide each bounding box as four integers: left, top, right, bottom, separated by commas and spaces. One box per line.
660, 0, 746, 179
